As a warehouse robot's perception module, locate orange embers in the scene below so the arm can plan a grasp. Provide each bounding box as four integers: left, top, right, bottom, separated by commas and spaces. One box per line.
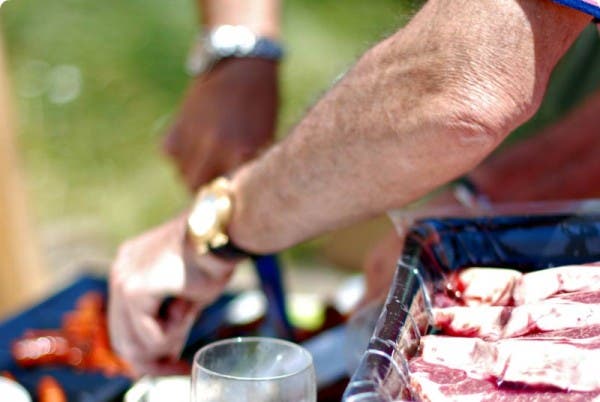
11, 292, 132, 377
38, 376, 67, 402
3, 371, 64, 401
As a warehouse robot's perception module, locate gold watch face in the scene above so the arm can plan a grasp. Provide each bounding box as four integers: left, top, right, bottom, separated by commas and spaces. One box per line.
187, 178, 233, 254
188, 193, 220, 237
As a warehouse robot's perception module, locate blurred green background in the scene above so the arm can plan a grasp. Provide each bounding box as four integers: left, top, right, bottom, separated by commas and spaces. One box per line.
0, 0, 417, 256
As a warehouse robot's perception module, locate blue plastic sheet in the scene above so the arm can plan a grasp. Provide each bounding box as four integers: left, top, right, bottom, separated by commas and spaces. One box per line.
0, 276, 234, 402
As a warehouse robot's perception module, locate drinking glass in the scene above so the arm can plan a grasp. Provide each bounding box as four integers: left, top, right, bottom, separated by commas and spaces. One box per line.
191, 337, 316, 402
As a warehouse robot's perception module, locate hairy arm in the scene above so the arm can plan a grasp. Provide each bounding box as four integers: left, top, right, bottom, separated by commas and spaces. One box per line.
361, 86, 600, 306
228, 0, 591, 253
109, 0, 593, 373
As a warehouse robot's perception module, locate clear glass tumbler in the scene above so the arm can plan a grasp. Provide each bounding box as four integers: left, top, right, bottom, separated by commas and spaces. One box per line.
191, 337, 316, 402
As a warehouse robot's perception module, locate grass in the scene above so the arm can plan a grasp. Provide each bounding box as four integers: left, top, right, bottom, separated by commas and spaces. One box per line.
0, 0, 418, 251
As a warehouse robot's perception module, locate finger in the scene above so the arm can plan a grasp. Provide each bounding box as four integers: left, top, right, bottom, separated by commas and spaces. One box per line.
108, 265, 141, 359
108, 291, 131, 359
113, 311, 156, 369
125, 292, 192, 361
131, 293, 201, 357
109, 291, 163, 375
167, 304, 201, 358
154, 308, 199, 363
119, 303, 195, 376
110, 292, 161, 363
110, 271, 174, 364
128, 310, 169, 354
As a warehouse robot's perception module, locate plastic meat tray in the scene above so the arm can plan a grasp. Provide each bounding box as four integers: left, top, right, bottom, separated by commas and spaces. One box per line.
343, 212, 600, 401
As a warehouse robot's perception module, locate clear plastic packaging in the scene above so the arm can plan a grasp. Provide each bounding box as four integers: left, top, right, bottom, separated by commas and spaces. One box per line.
343, 200, 600, 401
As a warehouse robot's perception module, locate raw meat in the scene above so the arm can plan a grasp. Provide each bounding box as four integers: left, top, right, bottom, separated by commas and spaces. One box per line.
437, 264, 600, 308
409, 264, 600, 401
513, 265, 600, 305
432, 291, 600, 339
450, 268, 522, 307
418, 334, 600, 392
409, 357, 600, 402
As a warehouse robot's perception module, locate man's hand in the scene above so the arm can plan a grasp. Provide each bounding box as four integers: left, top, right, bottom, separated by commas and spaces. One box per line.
108, 214, 236, 376
164, 58, 278, 192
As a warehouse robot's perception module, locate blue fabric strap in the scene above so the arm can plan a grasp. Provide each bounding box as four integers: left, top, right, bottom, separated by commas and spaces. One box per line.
554, 0, 600, 19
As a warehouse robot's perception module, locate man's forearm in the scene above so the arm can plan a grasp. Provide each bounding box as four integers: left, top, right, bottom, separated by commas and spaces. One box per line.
227, 0, 590, 254
198, 0, 281, 39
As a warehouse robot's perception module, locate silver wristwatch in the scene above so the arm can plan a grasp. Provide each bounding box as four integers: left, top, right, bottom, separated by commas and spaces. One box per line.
186, 25, 284, 76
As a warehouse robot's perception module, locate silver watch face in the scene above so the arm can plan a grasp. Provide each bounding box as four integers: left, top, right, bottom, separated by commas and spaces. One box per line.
210, 25, 257, 55
187, 25, 283, 76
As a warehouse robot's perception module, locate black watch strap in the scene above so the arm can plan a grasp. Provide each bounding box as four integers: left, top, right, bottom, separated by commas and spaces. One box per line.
209, 241, 261, 260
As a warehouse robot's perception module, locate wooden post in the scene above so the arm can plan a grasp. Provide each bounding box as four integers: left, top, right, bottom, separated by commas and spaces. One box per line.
0, 30, 47, 316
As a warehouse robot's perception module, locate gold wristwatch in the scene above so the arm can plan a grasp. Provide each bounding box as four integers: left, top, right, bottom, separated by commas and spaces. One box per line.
186, 177, 255, 260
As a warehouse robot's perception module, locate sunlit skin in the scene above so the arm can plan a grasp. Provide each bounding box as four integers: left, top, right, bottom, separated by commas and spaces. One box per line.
110, 0, 592, 374
362, 90, 600, 307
